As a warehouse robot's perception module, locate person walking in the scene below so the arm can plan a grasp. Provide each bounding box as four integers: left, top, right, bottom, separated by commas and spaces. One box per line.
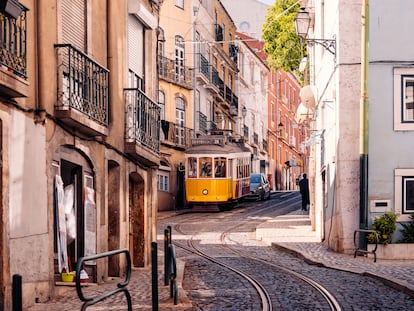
299, 173, 310, 211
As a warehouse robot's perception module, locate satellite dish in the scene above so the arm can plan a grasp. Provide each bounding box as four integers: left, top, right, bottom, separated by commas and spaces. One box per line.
299, 85, 316, 109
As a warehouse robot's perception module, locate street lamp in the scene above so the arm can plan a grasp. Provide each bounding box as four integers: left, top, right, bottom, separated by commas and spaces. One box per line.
294, 7, 336, 56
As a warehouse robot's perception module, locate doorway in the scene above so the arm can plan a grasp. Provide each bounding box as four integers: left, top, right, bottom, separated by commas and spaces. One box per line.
129, 173, 145, 267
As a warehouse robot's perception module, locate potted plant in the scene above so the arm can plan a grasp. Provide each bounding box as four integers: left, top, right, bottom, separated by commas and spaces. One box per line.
367, 211, 397, 244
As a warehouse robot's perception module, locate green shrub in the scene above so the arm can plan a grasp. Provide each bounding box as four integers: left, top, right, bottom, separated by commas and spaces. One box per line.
399, 214, 414, 243
367, 212, 397, 244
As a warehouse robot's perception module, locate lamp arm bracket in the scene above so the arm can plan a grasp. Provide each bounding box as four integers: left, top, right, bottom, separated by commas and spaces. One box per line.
304, 38, 336, 55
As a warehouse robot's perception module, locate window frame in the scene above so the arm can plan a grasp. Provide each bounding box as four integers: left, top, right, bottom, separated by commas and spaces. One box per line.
395, 168, 414, 221
158, 171, 170, 192
393, 67, 414, 130
175, 0, 184, 9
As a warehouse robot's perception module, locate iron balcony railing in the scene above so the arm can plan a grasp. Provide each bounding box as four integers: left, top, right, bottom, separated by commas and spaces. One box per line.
55, 44, 109, 126
197, 111, 207, 133
160, 120, 192, 148
125, 88, 160, 154
157, 55, 193, 89
199, 54, 210, 79
0, 8, 28, 78
207, 121, 218, 131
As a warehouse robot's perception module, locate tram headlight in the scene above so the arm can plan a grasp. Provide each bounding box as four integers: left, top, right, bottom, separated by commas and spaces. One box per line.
202, 189, 208, 195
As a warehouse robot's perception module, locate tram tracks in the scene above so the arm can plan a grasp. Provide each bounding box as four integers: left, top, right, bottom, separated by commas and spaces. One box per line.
168, 194, 342, 310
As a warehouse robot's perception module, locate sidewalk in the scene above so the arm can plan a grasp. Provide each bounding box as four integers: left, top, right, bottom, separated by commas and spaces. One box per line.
256, 209, 414, 295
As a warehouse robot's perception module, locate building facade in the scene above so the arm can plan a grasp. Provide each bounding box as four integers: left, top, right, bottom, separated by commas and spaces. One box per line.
0, 0, 161, 308
236, 33, 269, 177
158, 0, 240, 211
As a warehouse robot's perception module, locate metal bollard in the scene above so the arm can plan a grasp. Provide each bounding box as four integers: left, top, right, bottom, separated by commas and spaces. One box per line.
12, 274, 22, 311
164, 227, 171, 286
151, 242, 158, 311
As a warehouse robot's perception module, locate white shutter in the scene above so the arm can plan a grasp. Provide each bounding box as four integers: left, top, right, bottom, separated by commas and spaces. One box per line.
62, 0, 86, 51
128, 15, 144, 79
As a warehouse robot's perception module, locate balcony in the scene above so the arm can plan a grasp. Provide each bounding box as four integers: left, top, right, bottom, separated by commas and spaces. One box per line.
158, 55, 193, 89
196, 54, 222, 94
160, 120, 192, 150
196, 111, 207, 134
55, 44, 109, 136
125, 88, 160, 166
0, 8, 29, 98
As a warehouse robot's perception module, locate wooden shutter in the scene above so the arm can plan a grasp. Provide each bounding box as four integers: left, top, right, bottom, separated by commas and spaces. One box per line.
62, 0, 86, 51
128, 15, 144, 80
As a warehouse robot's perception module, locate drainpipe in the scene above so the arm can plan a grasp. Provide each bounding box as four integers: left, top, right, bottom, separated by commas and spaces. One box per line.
359, 0, 369, 232
34, 0, 46, 124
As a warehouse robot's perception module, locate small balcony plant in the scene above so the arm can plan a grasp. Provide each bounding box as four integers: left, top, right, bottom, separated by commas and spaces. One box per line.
367, 211, 397, 244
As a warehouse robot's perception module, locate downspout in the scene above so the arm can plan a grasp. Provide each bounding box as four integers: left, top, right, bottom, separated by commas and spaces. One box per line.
34, 0, 46, 124
359, 0, 369, 232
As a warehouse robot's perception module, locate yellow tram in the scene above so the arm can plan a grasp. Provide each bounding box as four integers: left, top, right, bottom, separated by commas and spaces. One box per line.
185, 134, 251, 211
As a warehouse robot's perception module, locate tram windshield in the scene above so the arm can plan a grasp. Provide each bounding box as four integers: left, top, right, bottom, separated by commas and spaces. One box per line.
199, 157, 212, 177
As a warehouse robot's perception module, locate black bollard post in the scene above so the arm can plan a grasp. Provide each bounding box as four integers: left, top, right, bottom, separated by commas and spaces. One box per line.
12, 274, 22, 311
151, 242, 158, 311
164, 227, 171, 286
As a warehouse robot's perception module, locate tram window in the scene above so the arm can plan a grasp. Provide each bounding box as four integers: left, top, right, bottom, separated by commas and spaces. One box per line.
214, 157, 226, 178
199, 157, 212, 177
188, 157, 197, 178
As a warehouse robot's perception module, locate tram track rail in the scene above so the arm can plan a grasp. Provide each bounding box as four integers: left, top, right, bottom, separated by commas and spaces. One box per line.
167, 192, 341, 311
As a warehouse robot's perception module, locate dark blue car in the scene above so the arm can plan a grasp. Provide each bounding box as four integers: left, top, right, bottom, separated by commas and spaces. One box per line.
247, 173, 271, 201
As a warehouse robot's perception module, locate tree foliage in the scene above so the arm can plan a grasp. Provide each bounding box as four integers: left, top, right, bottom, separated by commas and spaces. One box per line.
262, 0, 306, 77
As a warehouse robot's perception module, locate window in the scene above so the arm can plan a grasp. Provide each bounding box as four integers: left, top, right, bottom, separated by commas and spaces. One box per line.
394, 67, 414, 130
175, 0, 184, 9
158, 90, 165, 120
214, 157, 226, 178
62, 0, 86, 51
395, 168, 414, 221
188, 157, 197, 178
175, 36, 185, 81
158, 172, 170, 192
199, 157, 212, 177
157, 27, 165, 57
175, 97, 186, 145
128, 16, 144, 89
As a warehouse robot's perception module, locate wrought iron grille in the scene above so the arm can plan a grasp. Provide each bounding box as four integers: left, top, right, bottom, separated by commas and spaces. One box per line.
199, 54, 210, 79
125, 88, 160, 154
157, 55, 193, 88
55, 44, 109, 126
0, 10, 28, 77
197, 111, 207, 133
